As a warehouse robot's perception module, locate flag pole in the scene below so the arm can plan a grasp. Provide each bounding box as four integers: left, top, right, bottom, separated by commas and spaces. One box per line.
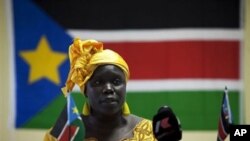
67, 92, 71, 141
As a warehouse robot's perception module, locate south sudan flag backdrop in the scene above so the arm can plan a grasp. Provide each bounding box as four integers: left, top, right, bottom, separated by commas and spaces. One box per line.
12, 0, 242, 130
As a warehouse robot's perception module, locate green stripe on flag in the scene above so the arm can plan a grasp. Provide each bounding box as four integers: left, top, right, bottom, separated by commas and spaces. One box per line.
23, 94, 66, 128
23, 91, 239, 130
23, 94, 85, 129
126, 90, 239, 130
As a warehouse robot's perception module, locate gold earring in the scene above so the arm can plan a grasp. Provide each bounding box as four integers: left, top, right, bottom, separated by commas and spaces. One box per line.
122, 102, 130, 115
82, 102, 90, 116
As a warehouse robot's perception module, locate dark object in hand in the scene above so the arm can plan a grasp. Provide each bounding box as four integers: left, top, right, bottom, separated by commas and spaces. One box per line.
153, 106, 182, 141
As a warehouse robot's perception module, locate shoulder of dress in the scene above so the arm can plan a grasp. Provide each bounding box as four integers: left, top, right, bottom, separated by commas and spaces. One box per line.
136, 118, 153, 128
126, 118, 156, 141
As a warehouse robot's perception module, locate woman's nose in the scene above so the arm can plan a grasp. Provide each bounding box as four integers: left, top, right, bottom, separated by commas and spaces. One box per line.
102, 83, 114, 95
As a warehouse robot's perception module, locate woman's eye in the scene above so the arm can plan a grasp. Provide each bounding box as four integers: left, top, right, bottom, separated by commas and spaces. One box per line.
113, 78, 122, 85
93, 80, 101, 86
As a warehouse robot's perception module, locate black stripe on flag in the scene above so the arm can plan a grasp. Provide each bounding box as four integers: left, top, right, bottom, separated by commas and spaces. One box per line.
50, 104, 67, 138
33, 0, 240, 29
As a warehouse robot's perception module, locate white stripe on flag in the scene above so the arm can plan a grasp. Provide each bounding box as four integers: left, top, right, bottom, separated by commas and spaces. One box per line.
73, 79, 241, 92
67, 29, 242, 42
70, 127, 79, 141
58, 123, 67, 140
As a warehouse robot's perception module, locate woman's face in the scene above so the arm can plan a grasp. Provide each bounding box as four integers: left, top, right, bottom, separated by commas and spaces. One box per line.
85, 64, 126, 116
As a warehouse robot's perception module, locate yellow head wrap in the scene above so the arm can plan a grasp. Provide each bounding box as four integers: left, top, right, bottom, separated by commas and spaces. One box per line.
61, 39, 130, 95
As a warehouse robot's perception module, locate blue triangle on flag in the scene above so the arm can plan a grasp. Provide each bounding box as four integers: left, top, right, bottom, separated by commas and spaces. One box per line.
13, 0, 73, 127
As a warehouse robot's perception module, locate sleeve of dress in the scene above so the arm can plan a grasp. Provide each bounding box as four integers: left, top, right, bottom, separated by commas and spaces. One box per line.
132, 118, 158, 141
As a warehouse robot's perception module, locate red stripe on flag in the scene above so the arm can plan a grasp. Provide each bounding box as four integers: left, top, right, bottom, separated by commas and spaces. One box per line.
104, 41, 239, 79
218, 117, 227, 140
58, 125, 78, 141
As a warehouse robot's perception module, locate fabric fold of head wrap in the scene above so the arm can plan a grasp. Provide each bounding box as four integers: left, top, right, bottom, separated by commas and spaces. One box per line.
61, 39, 130, 96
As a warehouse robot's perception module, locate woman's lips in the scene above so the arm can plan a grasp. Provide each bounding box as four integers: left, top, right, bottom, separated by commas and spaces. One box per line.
101, 98, 118, 105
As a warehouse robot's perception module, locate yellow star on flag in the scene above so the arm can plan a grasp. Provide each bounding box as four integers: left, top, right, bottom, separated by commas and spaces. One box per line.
72, 107, 79, 114
20, 36, 67, 85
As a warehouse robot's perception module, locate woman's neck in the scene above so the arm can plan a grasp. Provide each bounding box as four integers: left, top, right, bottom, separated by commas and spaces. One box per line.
83, 114, 140, 140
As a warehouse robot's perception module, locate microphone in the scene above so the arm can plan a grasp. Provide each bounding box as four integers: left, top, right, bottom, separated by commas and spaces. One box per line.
153, 106, 182, 141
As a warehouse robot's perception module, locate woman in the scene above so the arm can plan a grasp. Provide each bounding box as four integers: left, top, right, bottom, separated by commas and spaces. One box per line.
44, 39, 157, 141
